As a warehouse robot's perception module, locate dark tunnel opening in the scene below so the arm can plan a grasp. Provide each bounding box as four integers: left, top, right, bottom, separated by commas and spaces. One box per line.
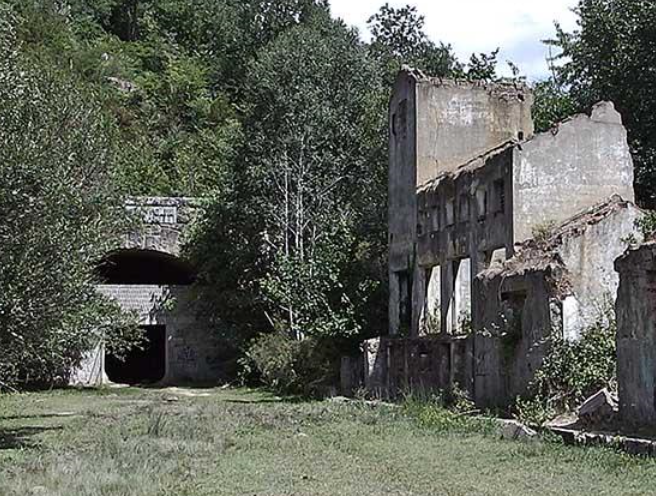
97, 249, 196, 384
96, 249, 196, 285
105, 325, 166, 385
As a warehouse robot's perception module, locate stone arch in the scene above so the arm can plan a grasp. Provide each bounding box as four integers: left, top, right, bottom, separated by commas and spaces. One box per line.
95, 249, 196, 385
71, 198, 224, 388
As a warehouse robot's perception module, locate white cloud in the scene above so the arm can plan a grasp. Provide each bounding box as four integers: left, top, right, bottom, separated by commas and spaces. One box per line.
329, 0, 579, 79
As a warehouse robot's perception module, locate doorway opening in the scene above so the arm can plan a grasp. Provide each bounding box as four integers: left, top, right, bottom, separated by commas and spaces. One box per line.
105, 325, 166, 385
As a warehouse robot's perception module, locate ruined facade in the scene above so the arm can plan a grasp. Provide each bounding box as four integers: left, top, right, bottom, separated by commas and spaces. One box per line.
475, 197, 642, 406
363, 69, 641, 406
71, 197, 225, 387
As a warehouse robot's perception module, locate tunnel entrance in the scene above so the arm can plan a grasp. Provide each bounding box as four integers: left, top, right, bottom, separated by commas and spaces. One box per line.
96, 249, 196, 285
97, 249, 196, 385
105, 325, 167, 385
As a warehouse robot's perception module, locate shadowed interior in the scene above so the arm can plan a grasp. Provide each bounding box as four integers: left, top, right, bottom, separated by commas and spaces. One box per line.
96, 249, 196, 285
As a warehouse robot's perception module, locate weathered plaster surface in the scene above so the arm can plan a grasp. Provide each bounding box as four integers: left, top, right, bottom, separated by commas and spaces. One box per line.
558, 202, 643, 338
473, 198, 643, 406
475, 272, 554, 407
415, 78, 533, 186
513, 102, 634, 243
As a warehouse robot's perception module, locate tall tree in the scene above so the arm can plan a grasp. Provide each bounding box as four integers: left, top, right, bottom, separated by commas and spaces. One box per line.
0, 6, 140, 389
240, 18, 387, 340
367, 3, 460, 81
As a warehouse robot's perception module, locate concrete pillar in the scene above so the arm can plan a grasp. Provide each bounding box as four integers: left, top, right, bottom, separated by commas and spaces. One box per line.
411, 264, 426, 337
615, 246, 656, 427
389, 269, 400, 336
470, 250, 493, 403
440, 259, 456, 334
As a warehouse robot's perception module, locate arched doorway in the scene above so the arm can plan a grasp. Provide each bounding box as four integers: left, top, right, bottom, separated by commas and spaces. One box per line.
96, 249, 196, 385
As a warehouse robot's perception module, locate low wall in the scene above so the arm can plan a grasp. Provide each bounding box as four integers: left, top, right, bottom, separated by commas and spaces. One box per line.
356, 335, 470, 398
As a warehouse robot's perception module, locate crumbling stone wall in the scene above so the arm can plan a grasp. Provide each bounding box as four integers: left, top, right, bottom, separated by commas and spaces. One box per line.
472, 198, 642, 407
383, 68, 641, 407
414, 76, 533, 185
124, 197, 198, 256
474, 271, 559, 407
361, 336, 469, 398
389, 70, 532, 337
615, 243, 656, 427
512, 102, 634, 243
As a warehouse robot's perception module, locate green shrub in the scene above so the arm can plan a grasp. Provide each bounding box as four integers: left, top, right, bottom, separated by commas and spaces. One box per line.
0, 7, 141, 390
516, 313, 616, 425
241, 333, 339, 397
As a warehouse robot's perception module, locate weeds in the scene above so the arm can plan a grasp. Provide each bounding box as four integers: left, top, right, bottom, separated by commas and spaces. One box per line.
3, 387, 656, 495
401, 387, 495, 435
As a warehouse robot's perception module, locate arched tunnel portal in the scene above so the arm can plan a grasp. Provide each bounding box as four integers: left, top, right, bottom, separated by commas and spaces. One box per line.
96, 249, 197, 385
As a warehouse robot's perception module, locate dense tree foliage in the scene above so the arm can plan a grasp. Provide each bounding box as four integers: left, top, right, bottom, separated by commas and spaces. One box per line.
0, 6, 140, 389
184, 8, 390, 372
367, 3, 499, 84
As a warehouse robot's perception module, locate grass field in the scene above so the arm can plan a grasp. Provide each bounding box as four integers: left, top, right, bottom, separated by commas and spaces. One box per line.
1, 387, 656, 496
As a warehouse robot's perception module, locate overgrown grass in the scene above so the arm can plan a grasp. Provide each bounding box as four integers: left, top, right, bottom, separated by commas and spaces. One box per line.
2, 388, 656, 495
402, 394, 497, 436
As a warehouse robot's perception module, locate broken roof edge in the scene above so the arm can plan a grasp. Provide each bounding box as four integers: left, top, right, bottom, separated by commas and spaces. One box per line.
397, 65, 532, 93
478, 195, 639, 282
417, 100, 626, 193
417, 139, 518, 192
615, 237, 656, 271
521, 101, 624, 147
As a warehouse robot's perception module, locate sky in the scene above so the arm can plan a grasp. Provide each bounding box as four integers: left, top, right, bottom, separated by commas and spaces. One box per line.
329, 0, 579, 80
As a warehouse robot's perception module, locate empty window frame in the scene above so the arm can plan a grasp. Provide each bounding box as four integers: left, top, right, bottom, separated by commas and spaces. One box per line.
500, 291, 527, 341
493, 179, 506, 214
397, 271, 413, 334
392, 99, 408, 139
445, 200, 455, 227
476, 187, 488, 220
459, 194, 470, 223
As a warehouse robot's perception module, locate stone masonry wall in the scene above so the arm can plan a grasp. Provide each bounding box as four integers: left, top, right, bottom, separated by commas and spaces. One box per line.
124, 197, 198, 256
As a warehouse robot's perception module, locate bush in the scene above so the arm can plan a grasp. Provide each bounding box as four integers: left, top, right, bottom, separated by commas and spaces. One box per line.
516, 313, 616, 425
242, 333, 340, 397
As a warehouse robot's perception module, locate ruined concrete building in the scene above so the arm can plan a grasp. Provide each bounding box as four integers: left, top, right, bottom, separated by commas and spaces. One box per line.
361, 69, 643, 406
71, 197, 223, 387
